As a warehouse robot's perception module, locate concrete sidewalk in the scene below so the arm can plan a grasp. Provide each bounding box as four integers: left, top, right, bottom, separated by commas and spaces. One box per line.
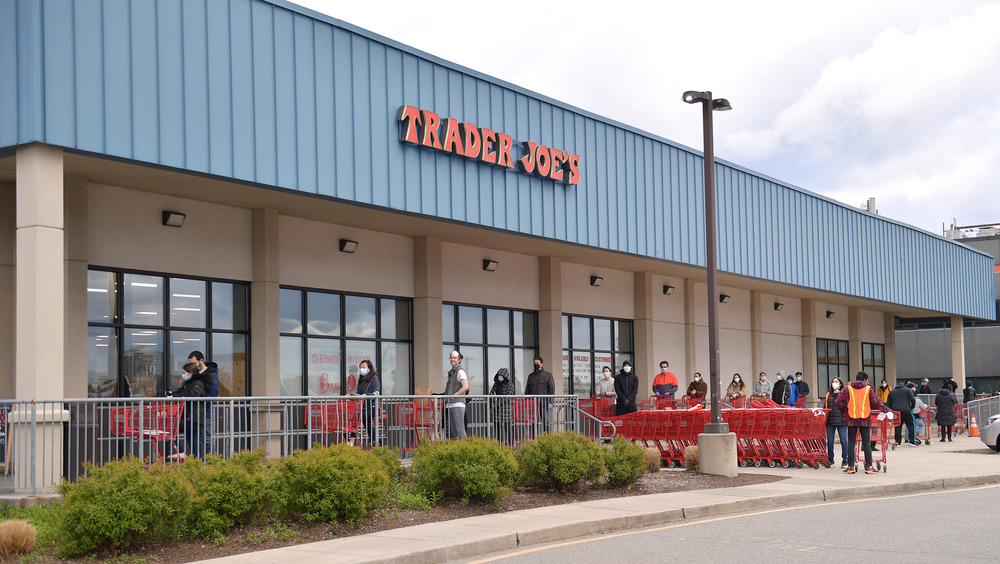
200, 435, 1000, 563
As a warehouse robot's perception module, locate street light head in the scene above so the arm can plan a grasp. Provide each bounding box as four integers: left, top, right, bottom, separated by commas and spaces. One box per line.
682, 91, 710, 104
712, 98, 733, 111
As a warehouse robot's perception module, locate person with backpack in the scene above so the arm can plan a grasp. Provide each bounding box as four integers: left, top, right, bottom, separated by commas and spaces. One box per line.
835, 371, 891, 474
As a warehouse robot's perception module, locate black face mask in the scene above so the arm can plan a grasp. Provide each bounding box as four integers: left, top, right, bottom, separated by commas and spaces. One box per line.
534, 364, 541, 370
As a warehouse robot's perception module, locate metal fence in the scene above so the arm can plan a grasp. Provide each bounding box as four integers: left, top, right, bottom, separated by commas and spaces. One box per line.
0, 394, 584, 494
967, 395, 1000, 434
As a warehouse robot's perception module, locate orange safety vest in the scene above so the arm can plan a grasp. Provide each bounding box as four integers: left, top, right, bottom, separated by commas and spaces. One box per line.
847, 385, 872, 419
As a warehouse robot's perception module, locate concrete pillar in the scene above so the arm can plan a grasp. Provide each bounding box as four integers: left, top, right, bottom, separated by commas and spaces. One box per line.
848, 306, 862, 378
64, 176, 88, 397
413, 236, 443, 393
16, 144, 66, 399
884, 312, 897, 384
684, 278, 697, 380
0, 181, 13, 398
251, 208, 281, 396
538, 257, 564, 394
750, 290, 763, 378
633, 272, 654, 397
801, 299, 817, 392
698, 430, 738, 477
951, 315, 966, 388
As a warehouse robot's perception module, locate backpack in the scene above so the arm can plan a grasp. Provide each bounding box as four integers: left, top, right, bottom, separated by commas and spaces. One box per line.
847, 385, 872, 419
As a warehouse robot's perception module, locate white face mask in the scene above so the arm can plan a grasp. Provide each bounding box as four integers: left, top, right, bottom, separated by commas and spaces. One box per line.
359, 368, 369, 376
603, 371, 611, 378
734, 378, 740, 383
833, 383, 841, 390
694, 376, 700, 382
623, 366, 631, 373
760, 376, 766, 381
796, 376, 802, 382
661, 367, 669, 374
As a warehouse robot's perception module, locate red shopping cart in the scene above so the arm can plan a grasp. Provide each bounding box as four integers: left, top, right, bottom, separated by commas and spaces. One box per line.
110, 401, 185, 462
853, 410, 899, 472
306, 398, 362, 446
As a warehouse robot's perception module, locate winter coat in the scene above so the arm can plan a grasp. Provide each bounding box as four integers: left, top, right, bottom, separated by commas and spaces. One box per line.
687, 379, 708, 398
794, 380, 810, 398
489, 369, 516, 423
835, 381, 889, 427
525, 369, 555, 395
173, 372, 210, 422
614, 370, 638, 415
201, 362, 220, 397
934, 390, 958, 426
824, 389, 846, 427
754, 378, 772, 395
876, 384, 891, 404
771, 379, 789, 404
726, 381, 747, 399
963, 386, 976, 403
786, 380, 799, 406
886, 384, 916, 413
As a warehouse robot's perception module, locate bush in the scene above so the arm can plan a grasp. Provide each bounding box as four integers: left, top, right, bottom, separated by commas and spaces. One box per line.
410, 437, 517, 504
515, 432, 605, 491
277, 444, 390, 525
0, 519, 36, 557
604, 438, 646, 487
57, 458, 193, 556
0, 502, 59, 557
371, 445, 405, 482
183, 450, 276, 540
643, 447, 662, 474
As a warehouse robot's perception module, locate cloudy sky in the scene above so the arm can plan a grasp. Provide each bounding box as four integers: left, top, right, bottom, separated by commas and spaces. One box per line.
294, 0, 1000, 237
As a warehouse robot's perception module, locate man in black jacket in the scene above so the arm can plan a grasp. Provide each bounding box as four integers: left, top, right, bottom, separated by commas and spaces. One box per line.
525, 356, 555, 432
887, 382, 918, 447
188, 351, 220, 455
771, 376, 789, 405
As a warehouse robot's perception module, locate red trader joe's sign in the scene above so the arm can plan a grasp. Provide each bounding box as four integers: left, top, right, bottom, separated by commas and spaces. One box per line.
397, 105, 581, 185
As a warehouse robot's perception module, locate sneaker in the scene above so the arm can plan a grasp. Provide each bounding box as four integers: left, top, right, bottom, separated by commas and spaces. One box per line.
948, 438, 953, 442
843, 466, 856, 474
865, 466, 875, 474
908, 442, 919, 447
840, 461, 848, 468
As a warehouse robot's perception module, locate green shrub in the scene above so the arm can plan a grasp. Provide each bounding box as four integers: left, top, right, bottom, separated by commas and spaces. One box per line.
183, 450, 276, 540
515, 432, 605, 491
371, 445, 405, 481
0, 502, 60, 557
277, 444, 390, 525
57, 458, 193, 556
604, 437, 646, 487
410, 437, 517, 504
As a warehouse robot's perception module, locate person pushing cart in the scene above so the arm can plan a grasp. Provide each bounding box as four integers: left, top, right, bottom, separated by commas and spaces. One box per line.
835, 371, 891, 475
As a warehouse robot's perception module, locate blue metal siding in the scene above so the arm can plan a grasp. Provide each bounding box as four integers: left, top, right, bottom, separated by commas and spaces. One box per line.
3, 0, 994, 319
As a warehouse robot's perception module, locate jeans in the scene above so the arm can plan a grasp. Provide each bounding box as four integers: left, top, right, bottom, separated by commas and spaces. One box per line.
826, 424, 848, 464
893, 410, 917, 445
446, 404, 467, 439
846, 425, 872, 468
183, 418, 204, 458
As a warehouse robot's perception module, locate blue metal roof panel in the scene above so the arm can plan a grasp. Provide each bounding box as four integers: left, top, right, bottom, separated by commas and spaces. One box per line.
3, 0, 994, 319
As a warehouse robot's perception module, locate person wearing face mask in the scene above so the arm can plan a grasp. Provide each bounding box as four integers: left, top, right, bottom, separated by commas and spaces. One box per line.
793, 372, 809, 407
489, 368, 516, 445
443, 351, 470, 439
725, 373, 748, 407
652, 361, 679, 397
753, 372, 772, 396
771, 373, 789, 405
596, 366, 616, 399
824, 377, 849, 468
614, 361, 639, 415
785, 375, 799, 407
686, 372, 708, 406
877, 379, 891, 404
171, 361, 209, 460
525, 357, 555, 432
357, 359, 382, 447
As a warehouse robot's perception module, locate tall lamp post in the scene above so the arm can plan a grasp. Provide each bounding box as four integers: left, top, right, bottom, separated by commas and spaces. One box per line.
683, 90, 732, 439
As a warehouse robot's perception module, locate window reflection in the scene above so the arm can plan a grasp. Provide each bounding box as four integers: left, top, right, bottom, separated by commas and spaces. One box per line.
124, 274, 163, 325
280, 337, 303, 396
169, 331, 206, 390
443, 304, 538, 395
279, 289, 303, 333
308, 292, 341, 336
345, 340, 376, 394
88, 327, 118, 397
345, 296, 377, 338
562, 315, 633, 396
308, 339, 342, 396
123, 329, 164, 397
170, 278, 206, 328
380, 342, 410, 395
213, 282, 247, 331
213, 333, 247, 396
87, 270, 117, 323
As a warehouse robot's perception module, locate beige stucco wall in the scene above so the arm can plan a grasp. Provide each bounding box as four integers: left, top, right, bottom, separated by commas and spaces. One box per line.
279, 215, 414, 297
816, 302, 850, 339
560, 262, 634, 319
88, 183, 253, 281
760, 294, 804, 376
860, 308, 885, 343
0, 182, 13, 397
440, 242, 539, 310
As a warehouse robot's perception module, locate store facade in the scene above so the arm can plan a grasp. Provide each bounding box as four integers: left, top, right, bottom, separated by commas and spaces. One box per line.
0, 0, 994, 404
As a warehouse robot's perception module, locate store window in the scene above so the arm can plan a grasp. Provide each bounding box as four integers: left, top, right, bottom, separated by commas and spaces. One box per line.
562, 314, 633, 399
817, 338, 849, 392
862, 342, 885, 383
86, 269, 249, 398
279, 288, 412, 396
442, 304, 537, 394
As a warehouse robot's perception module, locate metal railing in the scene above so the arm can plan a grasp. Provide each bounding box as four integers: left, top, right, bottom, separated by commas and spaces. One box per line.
0, 394, 581, 494
967, 395, 1000, 433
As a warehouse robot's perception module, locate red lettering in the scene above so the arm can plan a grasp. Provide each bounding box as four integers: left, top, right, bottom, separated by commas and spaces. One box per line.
496, 133, 514, 168
461, 123, 481, 158
535, 145, 551, 177
479, 128, 497, 164
566, 154, 581, 185
549, 149, 566, 182
441, 118, 464, 155
517, 141, 537, 173
419, 110, 442, 149
397, 105, 421, 144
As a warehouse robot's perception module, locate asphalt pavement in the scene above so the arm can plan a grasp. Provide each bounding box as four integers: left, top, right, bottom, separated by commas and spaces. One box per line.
199, 434, 1000, 564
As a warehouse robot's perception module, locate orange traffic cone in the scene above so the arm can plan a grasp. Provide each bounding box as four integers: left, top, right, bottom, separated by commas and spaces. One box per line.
970, 414, 980, 437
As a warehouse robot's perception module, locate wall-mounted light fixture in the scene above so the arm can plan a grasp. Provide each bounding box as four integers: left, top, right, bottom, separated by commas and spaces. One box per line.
719, 294, 731, 303
482, 259, 499, 272
663, 285, 675, 295
162, 211, 186, 228
774, 302, 784, 311
826, 310, 836, 319
339, 239, 358, 253
590, 276, 603, 287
